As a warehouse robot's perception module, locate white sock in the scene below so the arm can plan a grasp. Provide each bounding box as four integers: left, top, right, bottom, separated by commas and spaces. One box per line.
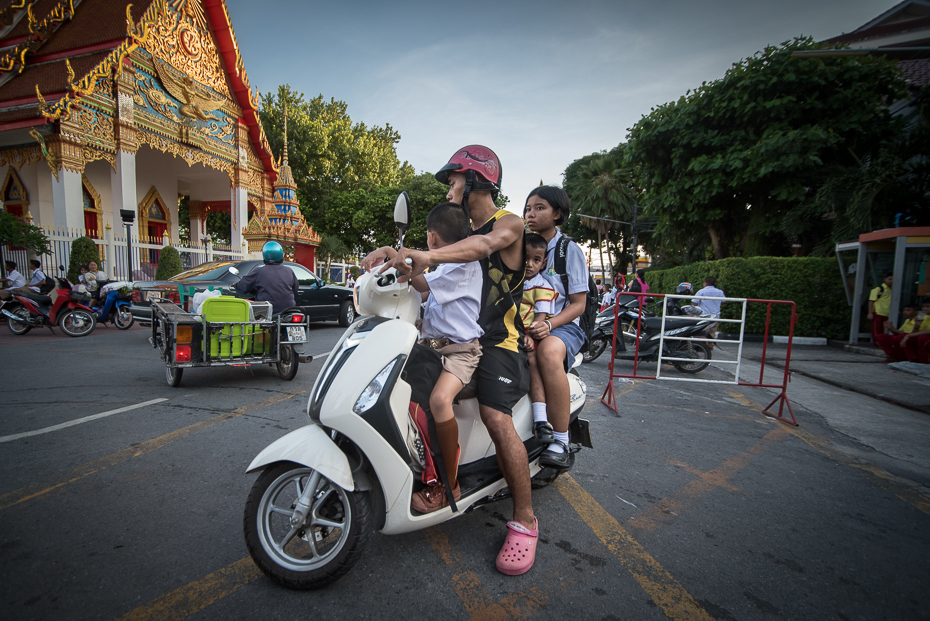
547, 431, 569, 454
532, 402, 548, 424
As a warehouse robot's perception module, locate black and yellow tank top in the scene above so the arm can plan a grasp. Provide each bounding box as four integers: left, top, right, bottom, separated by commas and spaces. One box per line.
470, 209, 525, 352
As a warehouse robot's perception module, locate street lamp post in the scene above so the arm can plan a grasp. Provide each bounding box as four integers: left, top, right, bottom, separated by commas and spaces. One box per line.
119, 209, 135, 281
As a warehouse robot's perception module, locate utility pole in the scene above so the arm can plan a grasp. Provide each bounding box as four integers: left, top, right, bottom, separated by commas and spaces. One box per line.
630, 202, 639, 273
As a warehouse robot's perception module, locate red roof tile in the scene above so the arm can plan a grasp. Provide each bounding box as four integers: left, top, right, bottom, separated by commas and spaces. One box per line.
0, 51, 110, 101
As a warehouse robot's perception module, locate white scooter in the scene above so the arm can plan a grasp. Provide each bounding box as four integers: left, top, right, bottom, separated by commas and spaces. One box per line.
243, 193, 592, 589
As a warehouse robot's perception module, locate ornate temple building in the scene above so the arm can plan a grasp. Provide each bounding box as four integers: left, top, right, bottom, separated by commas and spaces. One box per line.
0, 0, 320, 274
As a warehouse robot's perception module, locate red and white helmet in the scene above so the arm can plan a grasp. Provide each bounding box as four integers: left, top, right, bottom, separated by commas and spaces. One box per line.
435, 145, 502, 198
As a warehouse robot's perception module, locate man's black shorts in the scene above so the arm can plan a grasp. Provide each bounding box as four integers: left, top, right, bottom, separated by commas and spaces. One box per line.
474, 345, 529, 416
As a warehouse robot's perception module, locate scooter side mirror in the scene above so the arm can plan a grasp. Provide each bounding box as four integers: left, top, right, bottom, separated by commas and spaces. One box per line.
228, 266, 239, 276
394, 191, 411, 247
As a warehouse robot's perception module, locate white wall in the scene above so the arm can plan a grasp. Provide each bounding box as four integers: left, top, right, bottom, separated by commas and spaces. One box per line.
135, 147, 180, 242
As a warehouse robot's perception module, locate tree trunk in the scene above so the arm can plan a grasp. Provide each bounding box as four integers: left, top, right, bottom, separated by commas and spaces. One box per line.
708, 223, 728, 259
597, 230, 605, 284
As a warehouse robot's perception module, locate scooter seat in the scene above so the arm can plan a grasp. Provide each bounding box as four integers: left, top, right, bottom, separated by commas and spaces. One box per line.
644, 317, 695, 332
21, 292, 52, 306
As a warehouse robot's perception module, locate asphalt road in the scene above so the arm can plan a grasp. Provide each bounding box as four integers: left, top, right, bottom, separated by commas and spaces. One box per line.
0, 320, 928, 620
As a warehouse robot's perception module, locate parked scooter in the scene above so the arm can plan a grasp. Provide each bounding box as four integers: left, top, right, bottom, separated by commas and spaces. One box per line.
91, 288, 135, 330
2, 266, 97, 337
583, 294, 655, 362
242, 193, 592, 589
586, 297, 714, 373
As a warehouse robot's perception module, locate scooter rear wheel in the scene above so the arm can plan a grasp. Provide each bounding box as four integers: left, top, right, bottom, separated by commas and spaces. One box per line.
276, 344, 298, 380
165, 365, 183, 387
7, 306, 31, 335
671, 342, 712, 374
244, 463, 372, 590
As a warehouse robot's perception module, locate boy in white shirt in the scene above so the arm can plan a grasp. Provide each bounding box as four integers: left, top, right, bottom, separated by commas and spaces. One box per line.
409, 202, 484, 513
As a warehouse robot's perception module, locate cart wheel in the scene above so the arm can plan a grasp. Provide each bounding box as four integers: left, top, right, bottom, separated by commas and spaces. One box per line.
166, 365, 183, 387
277, 344, 299, 381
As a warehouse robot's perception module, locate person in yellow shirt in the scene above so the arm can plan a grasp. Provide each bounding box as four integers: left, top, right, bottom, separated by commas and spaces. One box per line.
902, 300, 930, 364
868, 273, 893, 343
875, 303, 918, 361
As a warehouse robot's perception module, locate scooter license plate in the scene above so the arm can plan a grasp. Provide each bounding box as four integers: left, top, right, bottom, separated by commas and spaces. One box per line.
286, 326, 307, 342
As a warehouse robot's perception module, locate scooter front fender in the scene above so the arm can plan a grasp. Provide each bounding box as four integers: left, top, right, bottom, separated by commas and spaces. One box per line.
245, 424, 354, 491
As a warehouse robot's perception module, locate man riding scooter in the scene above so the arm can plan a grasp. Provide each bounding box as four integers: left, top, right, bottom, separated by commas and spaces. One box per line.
233, 241, 299, 315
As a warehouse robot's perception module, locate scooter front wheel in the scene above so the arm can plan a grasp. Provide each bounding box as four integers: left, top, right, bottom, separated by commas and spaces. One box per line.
114, 307, 134, 330
582, 335, 608, 363
59, 309, 96, 337
244, 462, 372, 590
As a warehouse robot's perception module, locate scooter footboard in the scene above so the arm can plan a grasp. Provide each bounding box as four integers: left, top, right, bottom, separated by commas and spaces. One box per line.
246, 424, 354, 491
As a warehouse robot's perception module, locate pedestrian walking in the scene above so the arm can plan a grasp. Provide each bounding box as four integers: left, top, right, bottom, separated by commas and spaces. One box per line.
693, 276, 725, 343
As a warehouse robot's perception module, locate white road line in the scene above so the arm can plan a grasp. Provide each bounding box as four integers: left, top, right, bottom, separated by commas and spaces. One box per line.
0, 398, 169, 444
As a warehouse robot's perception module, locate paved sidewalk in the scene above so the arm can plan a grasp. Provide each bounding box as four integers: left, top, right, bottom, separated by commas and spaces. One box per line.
734, 341, 930, 413
713, 342, 930, 472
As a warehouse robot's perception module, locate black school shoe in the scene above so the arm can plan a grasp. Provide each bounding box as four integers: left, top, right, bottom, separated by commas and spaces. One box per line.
539, 441, 574, 471
534, 421, 555, 444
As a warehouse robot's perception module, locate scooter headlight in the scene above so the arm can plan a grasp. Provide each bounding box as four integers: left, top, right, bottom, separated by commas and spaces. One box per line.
353, 359, 397, 414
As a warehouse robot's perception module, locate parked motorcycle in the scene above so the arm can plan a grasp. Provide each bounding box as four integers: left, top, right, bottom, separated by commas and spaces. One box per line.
585, 298, 714, 374
92, 288, 135, 330
2, 266, 97, 337
242, 193, 592, 589
583, 294, 655, 362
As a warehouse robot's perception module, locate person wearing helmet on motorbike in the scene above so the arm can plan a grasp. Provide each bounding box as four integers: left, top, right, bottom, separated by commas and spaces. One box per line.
666, 282, 693, 316
233, 241, 299, 315
360, 145, 538, 576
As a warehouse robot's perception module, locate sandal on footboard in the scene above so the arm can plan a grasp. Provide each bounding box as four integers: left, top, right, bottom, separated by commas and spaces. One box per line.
496, 517, 539, 575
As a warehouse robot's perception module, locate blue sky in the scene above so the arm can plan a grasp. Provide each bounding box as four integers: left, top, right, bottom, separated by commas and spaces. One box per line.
224, 0, 899, 211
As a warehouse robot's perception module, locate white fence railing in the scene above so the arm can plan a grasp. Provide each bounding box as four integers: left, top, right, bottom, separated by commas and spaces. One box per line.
1, 226, 243, 282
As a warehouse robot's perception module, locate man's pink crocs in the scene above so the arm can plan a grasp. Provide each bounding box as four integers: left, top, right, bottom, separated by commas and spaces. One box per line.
495, 517, 538, 575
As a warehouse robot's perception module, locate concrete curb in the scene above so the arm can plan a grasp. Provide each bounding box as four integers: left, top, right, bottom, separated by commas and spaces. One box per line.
719, 333, 827, 346
742, 355, 929, 415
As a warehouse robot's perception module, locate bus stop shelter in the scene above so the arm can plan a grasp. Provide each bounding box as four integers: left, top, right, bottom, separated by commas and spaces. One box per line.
837, 227, 930, 344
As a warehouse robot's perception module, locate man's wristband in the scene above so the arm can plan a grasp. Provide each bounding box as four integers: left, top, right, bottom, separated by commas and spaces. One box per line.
544, 319, 552, 333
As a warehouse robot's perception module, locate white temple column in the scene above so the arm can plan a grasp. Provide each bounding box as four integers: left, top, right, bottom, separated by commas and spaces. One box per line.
51, 168, 83, 231
231, 185, 248, 256
110, 150, 137, 230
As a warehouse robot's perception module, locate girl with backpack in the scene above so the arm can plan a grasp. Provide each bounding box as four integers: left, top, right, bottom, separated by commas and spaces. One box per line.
523, 186, 588, 472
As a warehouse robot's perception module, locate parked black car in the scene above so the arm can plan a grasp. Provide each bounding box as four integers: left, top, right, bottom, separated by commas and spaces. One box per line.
129, 260, 357, 326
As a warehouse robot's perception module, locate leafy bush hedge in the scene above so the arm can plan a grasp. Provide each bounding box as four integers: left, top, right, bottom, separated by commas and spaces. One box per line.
68, 236, 101, 283
155, 246, 182, 280
646, 257, 847, 339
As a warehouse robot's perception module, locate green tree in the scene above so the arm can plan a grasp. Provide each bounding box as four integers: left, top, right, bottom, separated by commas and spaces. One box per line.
316, 235, 350, 280
0, 211, 50, 258
259, 84, 415, 245
626, 37, 908, 259
67, 236, 100, 283
563, 146, 637, 274
155, 246, 183, 280
177, 196, 232, 246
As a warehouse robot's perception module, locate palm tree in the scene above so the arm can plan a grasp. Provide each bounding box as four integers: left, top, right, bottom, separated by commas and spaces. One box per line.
575, 154, 636, 277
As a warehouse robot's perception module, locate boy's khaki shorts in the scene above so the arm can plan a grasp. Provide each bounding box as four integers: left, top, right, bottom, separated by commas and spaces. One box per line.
418, 338, 482, 386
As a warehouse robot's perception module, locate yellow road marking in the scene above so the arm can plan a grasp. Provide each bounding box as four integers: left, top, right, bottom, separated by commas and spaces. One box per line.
555, 475, 714, 621
629, 426, 788, 533
0, 390, 304, 511
729, 390, 930, 517
115, 557, 261, 621
425, 529, 508, 618
426, 527, 580, 621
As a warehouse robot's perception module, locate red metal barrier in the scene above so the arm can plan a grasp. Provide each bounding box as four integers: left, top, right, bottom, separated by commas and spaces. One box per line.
600, 292, 799, 426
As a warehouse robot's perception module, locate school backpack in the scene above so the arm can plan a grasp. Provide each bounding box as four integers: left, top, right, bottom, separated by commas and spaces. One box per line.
553, 235, 599, 354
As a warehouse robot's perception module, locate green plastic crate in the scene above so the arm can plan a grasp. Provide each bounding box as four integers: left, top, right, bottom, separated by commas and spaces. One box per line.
202, 297, 253, 359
